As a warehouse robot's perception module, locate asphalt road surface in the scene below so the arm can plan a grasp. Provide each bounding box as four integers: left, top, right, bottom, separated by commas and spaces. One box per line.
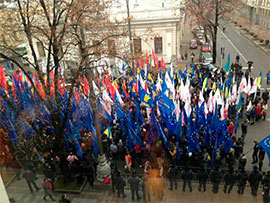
216, 20, 270, 172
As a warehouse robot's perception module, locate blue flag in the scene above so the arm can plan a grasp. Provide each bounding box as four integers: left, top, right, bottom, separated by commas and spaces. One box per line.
258, 135, 270, 167
223, 54, 230, 73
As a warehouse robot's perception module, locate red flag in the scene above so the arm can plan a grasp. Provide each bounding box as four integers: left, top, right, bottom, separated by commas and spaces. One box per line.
155, 56, 159, 70
140, 56, 144, 68
146, 51, 149, 64
152, 49, 155, 59
105, 74, 116, 99
0, 65, 7, 90
58, 79, 65, 96
83, 75, 89, 96
161, 57, 165, 69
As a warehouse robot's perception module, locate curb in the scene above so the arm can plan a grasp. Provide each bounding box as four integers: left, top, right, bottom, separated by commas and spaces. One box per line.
53, 176, 87, 194
228, 22, 270, 55
3, 174, 16, 188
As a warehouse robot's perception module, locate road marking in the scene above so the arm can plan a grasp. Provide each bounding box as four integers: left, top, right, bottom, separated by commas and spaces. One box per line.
218, 27, 248, 63
242, 67, 254, 70
260, 87, 270, 90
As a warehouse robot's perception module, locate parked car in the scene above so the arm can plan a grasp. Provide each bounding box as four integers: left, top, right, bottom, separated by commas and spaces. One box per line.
200, 52, 213, 64
197, 36, 206, 45
201, 42, 211, 52
192, 25, 204, 34
196, 30, 204, 38
189, 39, 198, 49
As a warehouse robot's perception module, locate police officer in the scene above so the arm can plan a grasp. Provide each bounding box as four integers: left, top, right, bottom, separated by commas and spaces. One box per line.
262, 172, 270, 202
128, 171, 141, 201
252, 140, 259, 164
258, 147, 266, 171
197, 167, 208, 192
182, 167, 192, 192
238, 153, 247, 171
115, 172, 126, 199
168, 165, 178, 191
237, 168, 248, 195
262, 171, 270, 187
249, 166, 262, 197
210, 167, 222, 194
223, 168, 236, 194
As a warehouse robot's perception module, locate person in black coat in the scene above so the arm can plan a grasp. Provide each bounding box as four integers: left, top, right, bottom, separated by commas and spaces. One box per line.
167, 165, 178, 191
237, 168, 248, 195
128, 172, 141, 201
249, 166, 262, 197
258, 147, 266, 171
262, 171, 270, 187
210, 167, 222, 194
238, 153, 247, 171
115, 172, 126, 199
197, 167, 208, 192
141, 176, 151, 202
59, 194, 71, 203
182, 167, 192, 192
262, 172, 270, 203
223, 168, 236, 194
263, 183, 270, 203
22, 170, 41, 193
252, 140, 259, 164
84, 163, 95, 187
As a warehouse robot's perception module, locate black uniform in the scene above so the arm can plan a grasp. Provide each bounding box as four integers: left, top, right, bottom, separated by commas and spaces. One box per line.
182, 168, 192, 192
210, 168, 222, 194
262, 173, 270, 203
128, 175, 141, 201
168, 166, 178, 190
237, 170, 248, 194
249, 166, 262, 197
252, 143, 259, 164
197, 168, 208, 192
115, 174, 126, 198
223, 169, 236, 194
258, 147, 266, 171
22, 170, 41, 193
238, 155, 247, 171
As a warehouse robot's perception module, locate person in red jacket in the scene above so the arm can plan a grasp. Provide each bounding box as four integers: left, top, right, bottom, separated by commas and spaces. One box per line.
228, 122, 235, 136
256, 104, 262, 121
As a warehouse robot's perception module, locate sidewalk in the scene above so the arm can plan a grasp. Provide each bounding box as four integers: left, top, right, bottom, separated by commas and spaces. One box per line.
178, 14, 201, 70
225, 10, 270, 54
5, 174, 263, 203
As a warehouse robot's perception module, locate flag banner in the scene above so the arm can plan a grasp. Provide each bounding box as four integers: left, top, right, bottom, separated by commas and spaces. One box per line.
258, 135, 270, 167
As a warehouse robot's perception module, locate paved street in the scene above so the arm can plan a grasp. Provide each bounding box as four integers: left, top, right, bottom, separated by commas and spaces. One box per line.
217, 19, 270, 87
5, 174, 263, 203
215, 19, 270, 172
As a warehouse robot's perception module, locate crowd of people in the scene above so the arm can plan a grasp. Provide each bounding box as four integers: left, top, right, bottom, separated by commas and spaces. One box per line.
2, 53, 270, 202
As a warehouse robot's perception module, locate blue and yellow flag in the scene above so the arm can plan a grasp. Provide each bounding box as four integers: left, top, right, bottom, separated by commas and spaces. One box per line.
140, 89, 153, 108
203, 75, 208, 91
103, 126, 112, 139
257, 71, 262, 89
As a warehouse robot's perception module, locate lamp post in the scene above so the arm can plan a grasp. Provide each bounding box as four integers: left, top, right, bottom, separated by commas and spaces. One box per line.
79, 26, 111, 182
126, 0, 135, 74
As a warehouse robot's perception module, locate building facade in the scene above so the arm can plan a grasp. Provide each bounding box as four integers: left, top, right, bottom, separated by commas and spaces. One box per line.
114, 0, 185, 64
241, 0, 270, 28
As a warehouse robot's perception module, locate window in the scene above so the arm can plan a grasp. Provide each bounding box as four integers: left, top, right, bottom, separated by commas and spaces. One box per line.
36, 41, 45, 57
133, 38, 142, 54
154, 37, 162, 54
108, 40, 116, 55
